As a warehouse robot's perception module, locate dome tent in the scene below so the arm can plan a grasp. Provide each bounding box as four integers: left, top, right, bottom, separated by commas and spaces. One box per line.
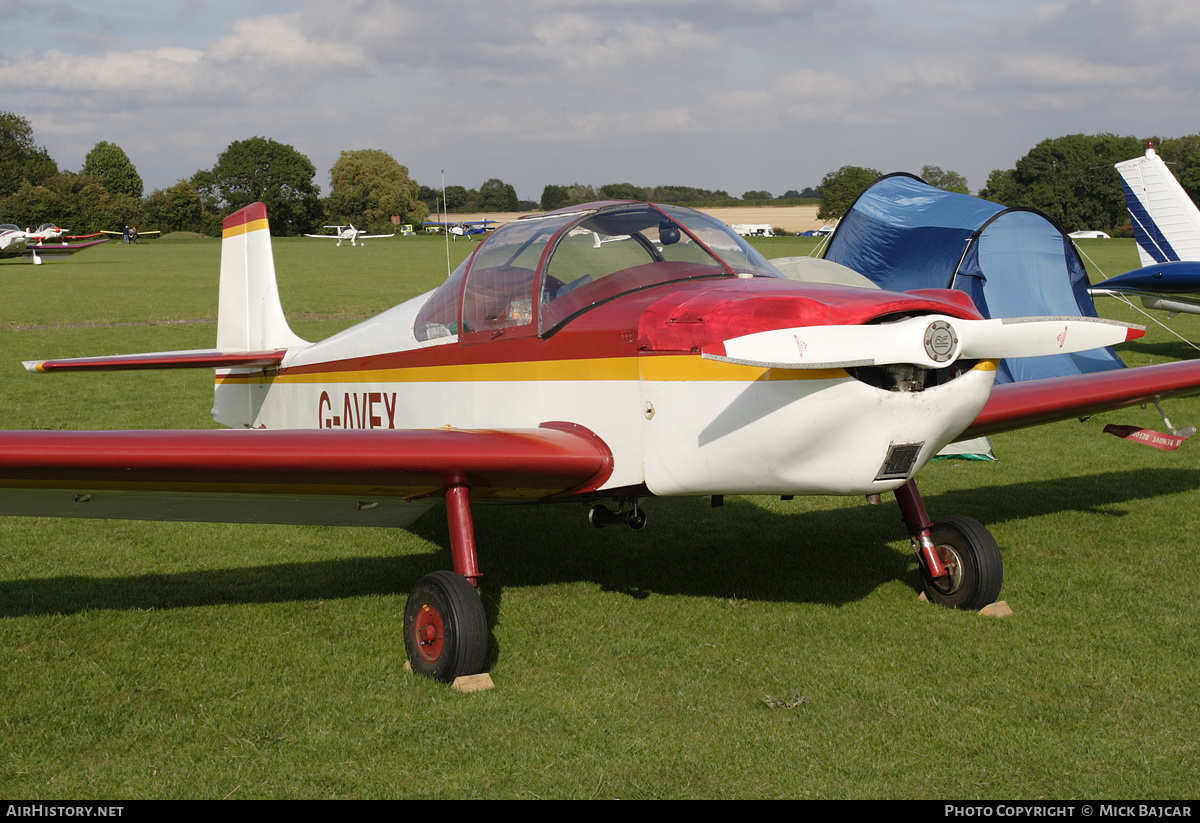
822, 173, 1125, 385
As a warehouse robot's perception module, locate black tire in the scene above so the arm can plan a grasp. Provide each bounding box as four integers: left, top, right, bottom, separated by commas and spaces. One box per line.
920, 515, 1003, 610
403, 570, 488, 682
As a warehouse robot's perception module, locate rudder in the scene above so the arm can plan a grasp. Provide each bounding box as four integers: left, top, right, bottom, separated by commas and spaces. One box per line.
1116, 144, 1200, 268
213, 203, 308, 428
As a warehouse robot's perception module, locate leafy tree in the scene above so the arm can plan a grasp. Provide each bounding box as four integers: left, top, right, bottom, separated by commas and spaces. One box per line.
599, 182, 647, 201
326, 149, 426, 234
189, 169, 225, 236
979, 168, 1019, 206
541, 184, 570, 211
81, 141, 143, 199
816, 165, 881, 221
742, 190, 772, 201
442, 185, 469, 211
565, 183, 598, 204
418, 183, 477, 214
209, 137, 322, 235
0, 173, 141, 234
143, 179, 203, 234
979, 134, 1143, 231
0, 111, 58, 197
537, 183, 599, 209
647, 185, 733, 205
920, 165, 969, 194
781, 187, 818, 200
479, 178, 519, 211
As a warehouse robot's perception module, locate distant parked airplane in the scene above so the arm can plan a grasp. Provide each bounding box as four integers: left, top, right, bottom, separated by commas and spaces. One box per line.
1090, 142, 1200, 316
305, 225, 395, 247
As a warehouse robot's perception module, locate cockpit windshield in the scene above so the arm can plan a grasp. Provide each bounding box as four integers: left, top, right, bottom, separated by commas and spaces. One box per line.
413, 202, 781, 342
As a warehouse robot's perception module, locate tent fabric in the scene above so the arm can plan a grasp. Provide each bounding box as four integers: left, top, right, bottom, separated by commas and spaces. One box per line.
823, 173, 1125, 384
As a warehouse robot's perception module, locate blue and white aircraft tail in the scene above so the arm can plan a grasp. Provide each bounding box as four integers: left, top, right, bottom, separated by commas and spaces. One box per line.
1116, 142, 1200, 267
1090, 144, 1200, 317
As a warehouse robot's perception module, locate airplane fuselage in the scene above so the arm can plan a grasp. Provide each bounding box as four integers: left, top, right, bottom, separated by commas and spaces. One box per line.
0, 225, 29, 255
217, 277, 996, 499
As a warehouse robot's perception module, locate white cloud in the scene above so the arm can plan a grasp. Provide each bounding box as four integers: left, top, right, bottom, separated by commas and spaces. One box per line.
208, 15, 367, 71
5, 0, 1200, 200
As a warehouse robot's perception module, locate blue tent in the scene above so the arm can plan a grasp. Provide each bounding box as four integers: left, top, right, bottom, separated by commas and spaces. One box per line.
823, 173, 1124, 384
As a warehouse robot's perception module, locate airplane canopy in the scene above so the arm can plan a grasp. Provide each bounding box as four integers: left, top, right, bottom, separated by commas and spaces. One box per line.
824, 173, 1125, 384
415, 202, 781, 341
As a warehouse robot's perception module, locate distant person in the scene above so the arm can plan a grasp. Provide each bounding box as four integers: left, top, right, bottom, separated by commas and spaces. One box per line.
122, 226, 129, 244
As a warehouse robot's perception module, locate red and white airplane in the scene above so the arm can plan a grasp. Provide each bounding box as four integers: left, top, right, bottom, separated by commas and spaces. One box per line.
1, 222, 108, 264
0, 223, 28, 256
27, 223, 69, 242
5, 200, 1200, 682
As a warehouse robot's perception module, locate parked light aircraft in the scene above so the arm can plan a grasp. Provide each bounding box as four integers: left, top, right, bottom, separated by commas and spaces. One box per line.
305, 224, 395, 247
26, 223, 68, 242
424, 219, 498, 240
98, 228, 160, 244
0, 224, 107, 264
0, 224, 28, 256
6, 200, 1200, 683
1091, 142, 1200, 316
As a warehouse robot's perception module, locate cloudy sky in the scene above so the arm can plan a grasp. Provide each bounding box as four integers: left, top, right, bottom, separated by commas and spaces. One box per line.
2, 0, 1196, 202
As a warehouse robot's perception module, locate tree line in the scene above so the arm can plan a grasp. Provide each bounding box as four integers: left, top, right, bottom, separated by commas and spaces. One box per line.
537, 183, 815, 212
0, 112, 438, 237
3, 110, 831, 237
814, 134, 1200, 234
22, 110, 1171, 240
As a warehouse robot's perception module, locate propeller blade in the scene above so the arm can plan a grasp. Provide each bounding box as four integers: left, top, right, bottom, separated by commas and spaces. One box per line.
702, 315, 1144, 370
956, 316, 1144, 360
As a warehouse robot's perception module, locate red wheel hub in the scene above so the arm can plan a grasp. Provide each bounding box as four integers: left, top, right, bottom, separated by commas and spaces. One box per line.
413, 603, 444, 662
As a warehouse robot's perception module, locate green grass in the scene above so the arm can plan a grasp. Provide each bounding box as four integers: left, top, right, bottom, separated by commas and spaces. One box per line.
1, 235, 1199, 799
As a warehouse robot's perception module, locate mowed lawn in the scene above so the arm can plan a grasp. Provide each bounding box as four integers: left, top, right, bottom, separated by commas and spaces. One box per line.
0, 233, 1198, 799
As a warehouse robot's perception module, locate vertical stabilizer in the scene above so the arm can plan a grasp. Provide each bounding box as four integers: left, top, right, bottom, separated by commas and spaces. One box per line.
217, 203, 309, 352
1115, 144, 1200, 268
213, 203, 308, 428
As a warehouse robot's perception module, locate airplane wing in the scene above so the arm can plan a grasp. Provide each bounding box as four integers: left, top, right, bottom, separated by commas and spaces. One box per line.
960, 358, 1200, 439
0, 424, 614, 527
22, 238, 108, 259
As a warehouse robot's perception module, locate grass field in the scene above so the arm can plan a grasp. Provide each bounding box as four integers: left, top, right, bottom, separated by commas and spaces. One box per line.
1, 234, 1198, 799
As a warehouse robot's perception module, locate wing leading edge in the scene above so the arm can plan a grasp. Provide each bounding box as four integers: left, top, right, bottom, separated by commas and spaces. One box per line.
0, 423, 614, 528
960, 359, 1200, 440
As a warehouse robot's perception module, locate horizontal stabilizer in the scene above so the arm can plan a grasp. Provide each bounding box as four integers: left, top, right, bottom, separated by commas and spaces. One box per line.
24, 349, 287, 373
702, 314, 1143, 371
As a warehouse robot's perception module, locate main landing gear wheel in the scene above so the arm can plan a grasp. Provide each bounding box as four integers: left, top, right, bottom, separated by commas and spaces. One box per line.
920, 515, 1003, 610
403, 570, 488, 682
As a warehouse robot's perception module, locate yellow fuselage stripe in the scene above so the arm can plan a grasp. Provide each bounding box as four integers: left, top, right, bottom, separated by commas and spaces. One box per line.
215, 355, 998, 385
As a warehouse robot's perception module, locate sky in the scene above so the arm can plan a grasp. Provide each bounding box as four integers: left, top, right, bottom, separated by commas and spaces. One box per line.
2, 0, 1197, 203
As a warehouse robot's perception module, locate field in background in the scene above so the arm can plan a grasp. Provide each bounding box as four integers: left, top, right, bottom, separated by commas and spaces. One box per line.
1, 235, 1198, 799
445, 205, 825, 235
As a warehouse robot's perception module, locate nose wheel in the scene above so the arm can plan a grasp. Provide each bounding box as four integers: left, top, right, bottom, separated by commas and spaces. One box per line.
894, 480, 1003, 611
919, 515, 1003, 610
